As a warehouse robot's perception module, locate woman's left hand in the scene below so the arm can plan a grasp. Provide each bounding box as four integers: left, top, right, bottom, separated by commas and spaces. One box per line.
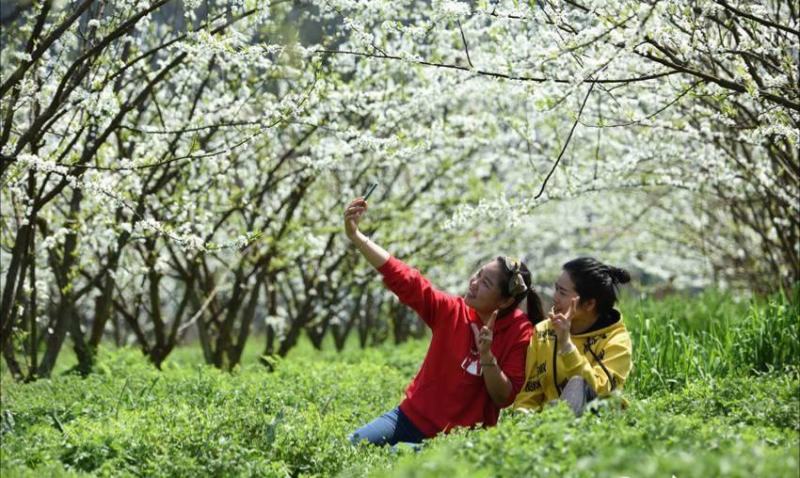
472, 310, 497, 357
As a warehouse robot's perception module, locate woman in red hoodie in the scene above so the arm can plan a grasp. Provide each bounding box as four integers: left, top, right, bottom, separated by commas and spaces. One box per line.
344, 197, 545, 446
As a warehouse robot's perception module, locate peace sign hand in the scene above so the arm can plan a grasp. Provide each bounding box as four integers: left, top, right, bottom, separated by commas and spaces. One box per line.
471, 310, 497, 358
551, 296, 579, 344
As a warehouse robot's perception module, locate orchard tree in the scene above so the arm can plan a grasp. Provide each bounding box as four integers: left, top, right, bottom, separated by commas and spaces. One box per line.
2, 0, 796, 380
312, 0, 796, 292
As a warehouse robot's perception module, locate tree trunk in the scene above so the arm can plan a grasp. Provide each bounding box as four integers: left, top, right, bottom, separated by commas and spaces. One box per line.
38, 188, 85, 377
0, 172, 37, 362
260, 283, 277, 369
68, 308, 93, 376
227, 275, 264, 368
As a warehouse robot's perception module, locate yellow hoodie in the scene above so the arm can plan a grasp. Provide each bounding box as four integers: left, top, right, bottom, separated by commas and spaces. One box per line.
513, 310, 633, 410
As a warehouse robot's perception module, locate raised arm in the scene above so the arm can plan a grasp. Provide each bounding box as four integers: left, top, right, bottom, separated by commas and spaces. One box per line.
344, 197, 390, 269
344, 197, 452, 329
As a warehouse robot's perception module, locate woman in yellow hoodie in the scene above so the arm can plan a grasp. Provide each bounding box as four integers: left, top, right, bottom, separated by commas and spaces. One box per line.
514, 257, 633, 416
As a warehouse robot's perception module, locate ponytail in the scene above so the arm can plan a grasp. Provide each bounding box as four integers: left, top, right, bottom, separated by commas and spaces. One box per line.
563, 257, 631, 314
496, 256, 544, 326
609, 266, 631, 285
526, 288, 545, 326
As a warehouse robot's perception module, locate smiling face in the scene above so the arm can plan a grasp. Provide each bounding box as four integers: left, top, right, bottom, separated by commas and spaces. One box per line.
465, 260, 513, 315
553, 270, 579, 315
553, 270, 595, 319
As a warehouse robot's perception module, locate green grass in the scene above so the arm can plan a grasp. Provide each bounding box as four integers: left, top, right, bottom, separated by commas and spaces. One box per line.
622, 289, 799, 395
1, 290, 798, 477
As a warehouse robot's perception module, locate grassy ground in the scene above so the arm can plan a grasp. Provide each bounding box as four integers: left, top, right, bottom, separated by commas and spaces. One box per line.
1, 290, 798, 477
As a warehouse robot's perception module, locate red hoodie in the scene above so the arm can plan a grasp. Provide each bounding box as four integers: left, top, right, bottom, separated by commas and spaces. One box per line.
378, 256, 533, 437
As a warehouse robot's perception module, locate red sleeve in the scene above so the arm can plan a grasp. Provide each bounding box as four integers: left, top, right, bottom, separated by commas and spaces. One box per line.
377, 256, 455, 329
498, 324, 533, 407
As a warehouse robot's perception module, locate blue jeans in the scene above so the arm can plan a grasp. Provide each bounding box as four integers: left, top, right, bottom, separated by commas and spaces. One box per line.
349, 407, 426, 446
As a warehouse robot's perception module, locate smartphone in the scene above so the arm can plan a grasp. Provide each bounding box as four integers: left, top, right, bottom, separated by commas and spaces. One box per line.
363, 183, 378, 201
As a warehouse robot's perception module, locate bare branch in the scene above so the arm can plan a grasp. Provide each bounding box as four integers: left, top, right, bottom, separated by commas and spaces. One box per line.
580, 81, 700, 128
534, 81, 596, 199
315, 48, 679, 84
0, 0, 93, 99
636, 47, 800, 112
457, 20, 473, 68
714, 0, 800, 35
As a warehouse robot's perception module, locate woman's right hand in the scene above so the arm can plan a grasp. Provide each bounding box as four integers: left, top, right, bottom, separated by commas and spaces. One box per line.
343, 197, 390, 268
551, 297, 578, 347
344, 198, 368, 242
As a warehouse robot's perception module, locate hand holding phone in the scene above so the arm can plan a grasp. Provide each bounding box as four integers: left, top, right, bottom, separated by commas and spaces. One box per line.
363, 183, 377, 201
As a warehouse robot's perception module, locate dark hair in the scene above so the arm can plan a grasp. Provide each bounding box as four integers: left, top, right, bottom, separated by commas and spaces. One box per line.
562, 257, 631, 315
495, 257, 545, 326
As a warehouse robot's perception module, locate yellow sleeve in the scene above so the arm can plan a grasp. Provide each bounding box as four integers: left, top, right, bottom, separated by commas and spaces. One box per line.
512, 339, 545, 410
560, 330, 632, 396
